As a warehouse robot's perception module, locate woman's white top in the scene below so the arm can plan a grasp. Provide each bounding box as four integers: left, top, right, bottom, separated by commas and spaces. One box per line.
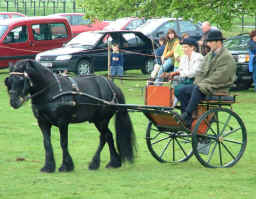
177, 51, 204, 78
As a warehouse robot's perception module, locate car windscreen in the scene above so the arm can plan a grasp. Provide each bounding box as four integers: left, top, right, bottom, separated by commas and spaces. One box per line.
224, 34, 250, 51
66, 32, 103, 47
0, 25, 8, 39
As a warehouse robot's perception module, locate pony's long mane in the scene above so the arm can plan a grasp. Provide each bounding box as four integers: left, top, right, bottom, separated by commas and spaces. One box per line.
14, 59, 55, 85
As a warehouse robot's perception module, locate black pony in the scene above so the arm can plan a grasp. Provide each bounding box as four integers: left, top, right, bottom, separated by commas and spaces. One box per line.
5, 59, 136, 173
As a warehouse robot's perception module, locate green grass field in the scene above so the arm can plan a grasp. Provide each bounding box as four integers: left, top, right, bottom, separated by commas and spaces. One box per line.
0, 69, 256, 199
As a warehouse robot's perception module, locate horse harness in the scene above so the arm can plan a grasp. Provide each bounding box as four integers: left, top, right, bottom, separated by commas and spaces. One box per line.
9, 71, 119, 107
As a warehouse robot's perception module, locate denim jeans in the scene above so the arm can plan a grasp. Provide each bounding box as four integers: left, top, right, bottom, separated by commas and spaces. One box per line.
155, 58, 174, 82
253, 67, 256, 91
176, 84, 205, 114
111, 65, 123, 76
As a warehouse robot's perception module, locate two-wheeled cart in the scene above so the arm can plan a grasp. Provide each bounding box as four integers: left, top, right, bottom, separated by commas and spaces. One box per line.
112, 84, 247, 168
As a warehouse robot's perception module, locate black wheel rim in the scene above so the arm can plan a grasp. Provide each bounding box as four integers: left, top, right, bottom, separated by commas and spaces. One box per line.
192, 108, 247, 168
146, 122, 193, 163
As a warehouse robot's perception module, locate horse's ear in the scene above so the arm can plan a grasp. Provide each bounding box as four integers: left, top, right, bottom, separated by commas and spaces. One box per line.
8, 62, 14, 72
24, 60, 35, 74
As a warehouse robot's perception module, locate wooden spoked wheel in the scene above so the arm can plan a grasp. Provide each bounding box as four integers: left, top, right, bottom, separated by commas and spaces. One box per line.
146, 122, 193, 163
192, 108, 247, 168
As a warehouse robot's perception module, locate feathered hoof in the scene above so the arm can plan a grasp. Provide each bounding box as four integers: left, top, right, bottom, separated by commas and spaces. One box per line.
58, 164, 74, 172
40, 166, 55, 173
105, 159, 121, 168
88, 160, 100, 170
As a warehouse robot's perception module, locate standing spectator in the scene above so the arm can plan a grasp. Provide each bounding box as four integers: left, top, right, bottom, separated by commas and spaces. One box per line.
248, 30, 256, 91
155, 29, 180, 82
110, 43, 124, 76
177, 30, 236, 128
198, 21, 211, 56
150, 36, 166, 80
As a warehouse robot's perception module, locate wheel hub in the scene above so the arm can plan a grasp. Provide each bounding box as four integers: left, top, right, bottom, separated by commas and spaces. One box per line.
218, 136, 224, 143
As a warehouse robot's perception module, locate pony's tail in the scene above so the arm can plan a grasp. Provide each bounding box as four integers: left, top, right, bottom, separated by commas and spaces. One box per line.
115, 109, 136, 163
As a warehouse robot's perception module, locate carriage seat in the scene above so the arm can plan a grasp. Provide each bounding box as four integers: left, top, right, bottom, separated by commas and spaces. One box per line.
200, 93, 236, 105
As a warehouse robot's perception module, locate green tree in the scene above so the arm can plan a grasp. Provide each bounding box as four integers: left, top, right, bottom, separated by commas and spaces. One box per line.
170, 0, 256, 29
77, 0, 256, 30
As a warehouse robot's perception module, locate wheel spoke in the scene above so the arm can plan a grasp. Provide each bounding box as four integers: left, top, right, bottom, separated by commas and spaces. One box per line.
172, 138, 175, 161
214, 112, 221, 136
207, 142, 218, 164
221, 142, 236, 160
202, 118, 217, 136
218, 142, 223, 166
175, 137, 189, 157
223, 138, 242, 145
223, 127, 242, 137
151, 135, 171, 145
159, 138, 172, 159
177, 136, 192, 144
220, 114, 232, 136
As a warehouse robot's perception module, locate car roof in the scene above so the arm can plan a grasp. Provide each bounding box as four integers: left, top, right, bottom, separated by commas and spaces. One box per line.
78, 30, 152, 42
147, 17, 182, 23
78, 29, 151, 37
94, 30, 148, 34
0, 16, 69, 25
136, 17, 184, 29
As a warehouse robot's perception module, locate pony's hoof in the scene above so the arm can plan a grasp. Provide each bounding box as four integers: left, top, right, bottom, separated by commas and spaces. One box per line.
88, 162, 100, 170
105, 160, 121, 168
59, 165, 74, 172
40, 166, 55, 173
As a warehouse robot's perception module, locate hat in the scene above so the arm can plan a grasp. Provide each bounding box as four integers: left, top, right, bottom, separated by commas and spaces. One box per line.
206, 30, 226, 41
181, 37, 198, 48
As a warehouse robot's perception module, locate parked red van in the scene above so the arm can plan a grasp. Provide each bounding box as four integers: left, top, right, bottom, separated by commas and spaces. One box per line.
0, 16, 72, 68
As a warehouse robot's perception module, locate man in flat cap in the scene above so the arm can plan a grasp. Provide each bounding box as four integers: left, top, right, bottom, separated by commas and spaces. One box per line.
177, 30, 237, 128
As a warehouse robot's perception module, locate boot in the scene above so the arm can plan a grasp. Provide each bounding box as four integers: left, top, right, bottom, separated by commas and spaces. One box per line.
180, 112, 192, 129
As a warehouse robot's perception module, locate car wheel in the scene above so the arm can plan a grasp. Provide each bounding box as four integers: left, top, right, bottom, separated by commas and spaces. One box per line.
141, 58, 154, 74
76, 59, 93, 75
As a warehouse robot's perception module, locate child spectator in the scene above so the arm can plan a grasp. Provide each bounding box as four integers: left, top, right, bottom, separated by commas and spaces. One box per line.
110, 43, 124, 76
150, 36, 166, 80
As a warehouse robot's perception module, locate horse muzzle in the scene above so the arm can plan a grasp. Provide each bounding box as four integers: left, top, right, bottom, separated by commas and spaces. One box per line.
9, 91, 25, 109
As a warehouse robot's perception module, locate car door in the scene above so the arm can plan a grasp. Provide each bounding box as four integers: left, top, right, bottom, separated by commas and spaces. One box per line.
92, 33, 110, 71
0, 25, 32, 67
30, 22, 71, 52
121, 32, 148, 70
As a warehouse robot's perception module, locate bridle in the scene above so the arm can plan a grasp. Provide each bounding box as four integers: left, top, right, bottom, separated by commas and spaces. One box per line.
9, 71, 49, 102
9, 71, 33, 87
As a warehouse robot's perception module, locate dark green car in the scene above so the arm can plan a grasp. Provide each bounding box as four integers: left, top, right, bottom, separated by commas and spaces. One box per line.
224, 33, 252, 90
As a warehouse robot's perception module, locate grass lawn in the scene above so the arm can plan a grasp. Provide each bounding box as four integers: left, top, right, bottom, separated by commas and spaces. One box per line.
0, 69, 255, 199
